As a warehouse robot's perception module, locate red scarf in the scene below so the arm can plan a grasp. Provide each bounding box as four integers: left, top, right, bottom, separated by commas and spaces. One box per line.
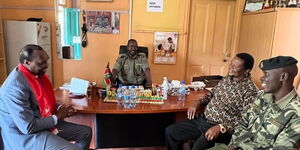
18, 64, 57, 117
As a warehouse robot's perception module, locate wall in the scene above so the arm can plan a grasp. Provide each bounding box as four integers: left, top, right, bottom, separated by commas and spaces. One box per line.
132, 0, 190, 83
1, 0, 64, 88
1, 0, 191, 87
62, 0, 129, 86
64, 0, 190, 85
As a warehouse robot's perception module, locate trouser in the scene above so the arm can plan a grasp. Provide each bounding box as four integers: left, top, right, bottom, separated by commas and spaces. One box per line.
44, 121, 92, 150
165, 116, 231, 150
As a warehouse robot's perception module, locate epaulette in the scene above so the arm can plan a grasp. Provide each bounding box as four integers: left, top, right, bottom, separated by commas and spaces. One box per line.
138, 52, 146, 57
290, 96, 300, 116
119, 53, 126, 58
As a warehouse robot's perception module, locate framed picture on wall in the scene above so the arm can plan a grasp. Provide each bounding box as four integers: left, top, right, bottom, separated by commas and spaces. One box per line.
153, 32, 178, 64
86, 0, 112, 2
244, 0, 264, 12
85, 10, 120, 34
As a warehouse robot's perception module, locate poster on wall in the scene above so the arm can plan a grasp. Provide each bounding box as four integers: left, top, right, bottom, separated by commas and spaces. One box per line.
154, 32, 178, 64
147, 0, 164, 12
86, 10, 120, 34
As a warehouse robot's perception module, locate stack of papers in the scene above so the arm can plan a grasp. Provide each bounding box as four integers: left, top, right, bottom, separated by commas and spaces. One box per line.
69, 78, 89, 95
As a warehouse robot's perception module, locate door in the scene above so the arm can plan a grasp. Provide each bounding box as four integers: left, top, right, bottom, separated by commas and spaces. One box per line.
185, 0, 236, 83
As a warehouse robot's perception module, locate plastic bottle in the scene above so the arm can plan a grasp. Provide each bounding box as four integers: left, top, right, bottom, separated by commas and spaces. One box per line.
117, 84, 123, 105
162, 77, 169, 100
123, 86, 130, 109
178, 80, 186, 101
129, 85, 137, 108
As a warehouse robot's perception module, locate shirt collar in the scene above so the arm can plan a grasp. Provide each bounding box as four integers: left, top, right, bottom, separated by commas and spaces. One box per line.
126, 53, 138, 59
228, 75, 251, 83
275, 89, 297, 109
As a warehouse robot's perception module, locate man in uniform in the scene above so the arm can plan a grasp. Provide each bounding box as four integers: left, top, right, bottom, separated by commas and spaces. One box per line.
210, 56, 300, 149
111, 39, 152, 88
165, 53, 258, 150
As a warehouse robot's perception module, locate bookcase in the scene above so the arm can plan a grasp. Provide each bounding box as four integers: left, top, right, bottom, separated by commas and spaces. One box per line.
0, 11, 7, 85
237, 8, 300, 88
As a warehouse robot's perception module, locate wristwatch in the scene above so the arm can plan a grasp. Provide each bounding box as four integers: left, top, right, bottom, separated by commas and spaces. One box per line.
219, 124, 226, 133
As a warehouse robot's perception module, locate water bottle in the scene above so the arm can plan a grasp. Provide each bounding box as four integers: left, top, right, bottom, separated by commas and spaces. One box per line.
117, 84, 123, 105
178, 80, 186, 101
129, 85, 137, 108
123, 86, 130, 109
162, 77, 169, 100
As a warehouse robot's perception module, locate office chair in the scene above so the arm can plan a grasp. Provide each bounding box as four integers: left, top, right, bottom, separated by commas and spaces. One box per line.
116, 45, 149, 87
192, 75, 223, 88
119, 45, 148, 58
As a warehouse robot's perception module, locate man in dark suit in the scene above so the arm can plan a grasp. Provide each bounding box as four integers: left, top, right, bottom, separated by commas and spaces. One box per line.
0, 44, 92, 150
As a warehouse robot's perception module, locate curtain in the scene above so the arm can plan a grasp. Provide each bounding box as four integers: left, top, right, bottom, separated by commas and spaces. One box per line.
64, 8, 82, 60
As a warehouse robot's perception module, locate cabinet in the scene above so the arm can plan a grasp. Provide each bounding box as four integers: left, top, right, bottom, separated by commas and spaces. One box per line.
0, 11, 7, 85
237, 8, 300, 88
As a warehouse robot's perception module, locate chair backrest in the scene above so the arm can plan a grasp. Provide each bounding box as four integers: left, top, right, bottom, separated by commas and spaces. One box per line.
192, 75, 223, 87
119, 45, 148, 58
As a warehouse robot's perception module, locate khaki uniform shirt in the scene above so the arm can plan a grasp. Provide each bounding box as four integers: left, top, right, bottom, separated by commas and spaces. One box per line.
113, 53, 149, 85
229, 89, 300, 149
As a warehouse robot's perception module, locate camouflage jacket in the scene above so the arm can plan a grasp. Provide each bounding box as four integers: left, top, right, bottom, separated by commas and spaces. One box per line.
229, 89, 300, 150
229, 90, 300, 150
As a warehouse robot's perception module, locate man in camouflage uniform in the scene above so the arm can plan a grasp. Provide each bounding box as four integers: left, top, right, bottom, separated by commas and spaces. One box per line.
111, 39, 152, 88
210, 56, 300, 150
166, 53, 258, 150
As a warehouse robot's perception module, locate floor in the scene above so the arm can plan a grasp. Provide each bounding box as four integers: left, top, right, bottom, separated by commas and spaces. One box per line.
96, 146, 166, 150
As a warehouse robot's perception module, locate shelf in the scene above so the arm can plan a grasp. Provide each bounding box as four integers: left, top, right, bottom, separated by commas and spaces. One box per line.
243, 7, 300, 15
243, 8, 276, 15
0, 58, 4, 61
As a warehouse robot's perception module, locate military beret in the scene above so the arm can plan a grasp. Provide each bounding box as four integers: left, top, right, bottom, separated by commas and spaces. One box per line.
259, 56, 298, 70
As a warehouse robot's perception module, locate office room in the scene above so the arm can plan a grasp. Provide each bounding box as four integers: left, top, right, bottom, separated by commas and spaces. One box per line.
0, 0, 300, 150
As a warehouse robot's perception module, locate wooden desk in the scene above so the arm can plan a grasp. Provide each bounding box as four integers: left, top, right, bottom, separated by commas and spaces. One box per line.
55, 90, 206, 148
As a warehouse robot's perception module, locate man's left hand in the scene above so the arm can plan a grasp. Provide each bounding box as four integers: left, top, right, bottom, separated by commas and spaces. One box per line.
205, 125, 221, 141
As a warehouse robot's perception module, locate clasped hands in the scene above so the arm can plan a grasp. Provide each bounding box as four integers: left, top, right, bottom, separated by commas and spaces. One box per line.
56, 104, 77, 120
187, 105, 221, 141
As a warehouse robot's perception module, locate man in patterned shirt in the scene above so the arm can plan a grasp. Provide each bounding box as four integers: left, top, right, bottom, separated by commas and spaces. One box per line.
210, 56, 300, 150
165, 53, 258, 150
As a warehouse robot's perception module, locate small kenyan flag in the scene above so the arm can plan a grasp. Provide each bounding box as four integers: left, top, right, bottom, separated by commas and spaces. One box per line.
102, 62, 111, 89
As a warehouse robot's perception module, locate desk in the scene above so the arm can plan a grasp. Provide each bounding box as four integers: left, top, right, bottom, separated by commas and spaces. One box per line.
55, 90, 206, 148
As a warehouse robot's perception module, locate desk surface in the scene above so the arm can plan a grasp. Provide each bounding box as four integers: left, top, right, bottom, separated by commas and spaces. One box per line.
55, 89, 206, 114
